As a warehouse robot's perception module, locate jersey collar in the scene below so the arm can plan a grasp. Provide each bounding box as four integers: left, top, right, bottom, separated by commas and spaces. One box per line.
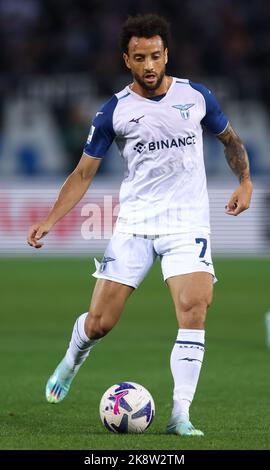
126, 76, 176, 103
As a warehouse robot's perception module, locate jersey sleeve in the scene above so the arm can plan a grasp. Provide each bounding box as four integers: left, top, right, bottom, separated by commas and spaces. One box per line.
83, 95, 118, 158
189, 81, 229, 135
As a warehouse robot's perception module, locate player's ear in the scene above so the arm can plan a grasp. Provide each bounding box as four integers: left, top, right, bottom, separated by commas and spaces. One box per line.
123, 53, 131, 70
164, 48, 168, 64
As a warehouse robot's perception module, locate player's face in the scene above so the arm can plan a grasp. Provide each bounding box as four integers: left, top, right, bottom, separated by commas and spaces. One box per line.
123, 35, 168, 92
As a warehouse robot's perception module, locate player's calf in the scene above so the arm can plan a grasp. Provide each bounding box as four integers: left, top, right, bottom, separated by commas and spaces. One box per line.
84, 313, 115, 339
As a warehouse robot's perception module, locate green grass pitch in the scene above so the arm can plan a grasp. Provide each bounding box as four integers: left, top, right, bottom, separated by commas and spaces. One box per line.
0, 257, 269, 450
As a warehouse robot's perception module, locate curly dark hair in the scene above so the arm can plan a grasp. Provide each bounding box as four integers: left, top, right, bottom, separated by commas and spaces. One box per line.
120, 14, 170, 54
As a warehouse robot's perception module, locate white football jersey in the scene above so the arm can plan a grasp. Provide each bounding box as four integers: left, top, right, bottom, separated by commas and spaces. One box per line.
84, 77, 228, 235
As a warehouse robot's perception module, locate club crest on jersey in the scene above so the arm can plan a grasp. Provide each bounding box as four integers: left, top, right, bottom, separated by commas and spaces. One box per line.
172, 104, 194, 120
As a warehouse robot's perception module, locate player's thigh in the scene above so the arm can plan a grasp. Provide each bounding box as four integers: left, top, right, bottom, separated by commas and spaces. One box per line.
166, 272, 213, 326
157, 231, 215, 318
87, 231, 156, 331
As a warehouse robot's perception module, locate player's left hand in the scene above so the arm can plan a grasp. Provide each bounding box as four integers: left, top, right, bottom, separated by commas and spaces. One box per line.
225, 179, 253, 216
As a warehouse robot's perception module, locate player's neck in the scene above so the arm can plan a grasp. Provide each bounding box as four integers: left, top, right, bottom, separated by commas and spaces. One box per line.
130, 75, 172, 98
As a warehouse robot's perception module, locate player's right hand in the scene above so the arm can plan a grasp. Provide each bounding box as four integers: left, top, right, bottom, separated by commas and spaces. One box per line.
27, 221, 52, 249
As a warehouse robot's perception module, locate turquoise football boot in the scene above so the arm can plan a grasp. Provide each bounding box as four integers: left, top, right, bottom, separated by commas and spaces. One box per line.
46, 357, 78, 404
166, 417, 204, 436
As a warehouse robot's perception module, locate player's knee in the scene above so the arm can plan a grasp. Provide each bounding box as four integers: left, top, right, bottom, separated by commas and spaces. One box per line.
180, 296, 210, 313
179, 296, 212, 329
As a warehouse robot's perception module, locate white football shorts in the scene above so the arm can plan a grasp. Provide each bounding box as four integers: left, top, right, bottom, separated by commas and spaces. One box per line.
92, 229, 215, 289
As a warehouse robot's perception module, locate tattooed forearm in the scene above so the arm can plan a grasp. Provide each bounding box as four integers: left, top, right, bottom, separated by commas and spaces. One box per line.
217, 124, 250, 183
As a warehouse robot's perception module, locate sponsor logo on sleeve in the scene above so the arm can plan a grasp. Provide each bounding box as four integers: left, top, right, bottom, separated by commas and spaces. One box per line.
87, 125, 95, 144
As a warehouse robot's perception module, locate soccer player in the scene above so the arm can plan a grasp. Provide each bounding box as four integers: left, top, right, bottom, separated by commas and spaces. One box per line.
27, 14, 253, 436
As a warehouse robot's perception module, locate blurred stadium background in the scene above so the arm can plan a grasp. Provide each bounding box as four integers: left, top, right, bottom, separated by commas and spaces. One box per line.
1, 0, 270, 451
0, 0, 270, 256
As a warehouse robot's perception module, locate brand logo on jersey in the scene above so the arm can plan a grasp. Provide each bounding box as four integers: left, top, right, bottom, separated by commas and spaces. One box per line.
134, 142, 146, 153
172, 103, 195, 120
96, 111, 104, 117
148, 135, 196, 151
87, 125, 95, 144
129, 115, 145, 124
100, 256, 115, 272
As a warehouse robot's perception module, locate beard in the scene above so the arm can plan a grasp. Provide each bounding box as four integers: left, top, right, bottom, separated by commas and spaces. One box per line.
132, 69, 166, 92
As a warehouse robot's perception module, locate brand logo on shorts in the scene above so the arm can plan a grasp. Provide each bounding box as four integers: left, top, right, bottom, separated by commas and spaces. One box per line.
200, 260, 212, 266
100, 256, 116, 272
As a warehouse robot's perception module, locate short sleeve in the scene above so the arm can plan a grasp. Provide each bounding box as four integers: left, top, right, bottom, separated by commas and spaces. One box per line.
83, 95, 118, 158
189, 81, 229, 135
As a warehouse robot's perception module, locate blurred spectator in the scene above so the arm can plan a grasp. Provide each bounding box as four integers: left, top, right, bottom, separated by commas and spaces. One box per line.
0, 0, 268, 100
0, 0, 270, 177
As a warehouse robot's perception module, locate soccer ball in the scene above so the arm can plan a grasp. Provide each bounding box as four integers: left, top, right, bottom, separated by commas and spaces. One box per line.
99, 381, 155, 433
